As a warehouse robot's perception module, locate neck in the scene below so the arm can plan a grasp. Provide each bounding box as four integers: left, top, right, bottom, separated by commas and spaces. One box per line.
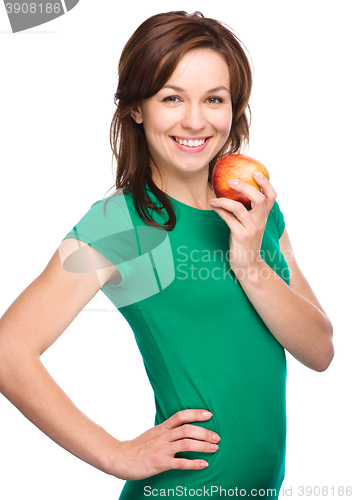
151, 167, 216, 210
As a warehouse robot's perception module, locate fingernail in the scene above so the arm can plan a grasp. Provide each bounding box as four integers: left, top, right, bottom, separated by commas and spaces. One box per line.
228, 179, 239, 186
200, 461, 209, 467
211, 443, 219, 450
209, 198, 217, 204
213, 433, 220, 442
254, 171, 264, 178
202, 411, 213, 417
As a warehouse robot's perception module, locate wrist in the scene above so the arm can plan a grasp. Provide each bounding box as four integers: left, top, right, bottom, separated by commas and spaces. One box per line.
232, 258, 268, 283
95, 433, 127, 478
229, 246, 263, 275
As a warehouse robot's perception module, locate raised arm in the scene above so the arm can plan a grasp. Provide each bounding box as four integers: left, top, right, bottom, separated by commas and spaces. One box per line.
235, 226, 334, 371
210, 173, 334, 372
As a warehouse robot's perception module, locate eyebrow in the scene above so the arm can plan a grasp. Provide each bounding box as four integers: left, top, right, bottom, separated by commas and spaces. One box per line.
162, 85, 230, 94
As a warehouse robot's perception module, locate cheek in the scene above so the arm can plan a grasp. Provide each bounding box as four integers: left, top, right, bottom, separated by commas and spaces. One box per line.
143, 111, 177, 139
217, 109, 233, 138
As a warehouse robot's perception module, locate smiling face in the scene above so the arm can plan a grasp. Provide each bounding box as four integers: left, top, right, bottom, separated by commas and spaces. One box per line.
130, 48, 233, 184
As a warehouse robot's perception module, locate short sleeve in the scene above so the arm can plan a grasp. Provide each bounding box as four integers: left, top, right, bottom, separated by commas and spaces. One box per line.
61, 193, 136, 285
271, 200, 286, 239
60, 192, 175, 309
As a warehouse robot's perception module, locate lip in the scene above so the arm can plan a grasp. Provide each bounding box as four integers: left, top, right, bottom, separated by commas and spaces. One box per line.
170, 135, 211, 153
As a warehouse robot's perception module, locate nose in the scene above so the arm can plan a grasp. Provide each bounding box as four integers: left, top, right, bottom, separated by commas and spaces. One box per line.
181, 103, 207, 131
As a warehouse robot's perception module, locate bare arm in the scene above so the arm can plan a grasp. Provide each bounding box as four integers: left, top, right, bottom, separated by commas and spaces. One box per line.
235, 227, 334, 371
210, 174, 334, 372
0, 242, 123, 475
0, 239, 219, 480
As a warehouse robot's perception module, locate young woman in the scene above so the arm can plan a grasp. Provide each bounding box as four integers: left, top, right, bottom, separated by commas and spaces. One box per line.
0, 11, 333, 500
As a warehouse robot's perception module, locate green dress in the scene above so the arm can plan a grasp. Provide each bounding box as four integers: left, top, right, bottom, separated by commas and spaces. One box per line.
62, 185, 290, 499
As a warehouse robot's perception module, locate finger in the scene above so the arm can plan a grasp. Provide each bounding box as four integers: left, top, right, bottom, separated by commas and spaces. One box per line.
163, 409, 213, 431
172, 438, 219, 454
227, 178, 265, 208
251, 172, 277, 207
211, 205, 250, 239
169, 423, 220, 444
171, 458, 210, 470
210, 197, 251, 228
227, 176, 276, 217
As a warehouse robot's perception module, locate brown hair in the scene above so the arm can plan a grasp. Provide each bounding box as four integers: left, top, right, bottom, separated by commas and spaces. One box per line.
106, 11, 253, 230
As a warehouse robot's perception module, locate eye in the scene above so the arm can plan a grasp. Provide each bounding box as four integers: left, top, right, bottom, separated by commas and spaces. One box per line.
162, 96, 181, 104
207, 96, 224, 104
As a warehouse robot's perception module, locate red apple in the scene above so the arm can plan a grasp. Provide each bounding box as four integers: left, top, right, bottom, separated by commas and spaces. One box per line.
212, 154, 270, 210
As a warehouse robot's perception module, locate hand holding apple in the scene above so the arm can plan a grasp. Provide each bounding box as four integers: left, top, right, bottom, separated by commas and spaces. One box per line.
212, 154, 270, 210
210, 154, 277, 277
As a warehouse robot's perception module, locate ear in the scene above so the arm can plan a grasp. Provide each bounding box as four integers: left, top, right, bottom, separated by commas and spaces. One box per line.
130, 104, 143, 124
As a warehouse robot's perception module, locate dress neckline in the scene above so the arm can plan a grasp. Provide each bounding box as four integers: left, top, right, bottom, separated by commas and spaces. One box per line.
165, 192, 220, 218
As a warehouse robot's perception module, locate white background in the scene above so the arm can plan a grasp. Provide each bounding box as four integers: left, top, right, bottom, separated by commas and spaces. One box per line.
0, 1, 353, 499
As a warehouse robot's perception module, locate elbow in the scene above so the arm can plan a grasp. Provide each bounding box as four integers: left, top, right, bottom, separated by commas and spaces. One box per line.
0, 350, 13, 392
313, 321, 335, 372
313, 347, 334, 372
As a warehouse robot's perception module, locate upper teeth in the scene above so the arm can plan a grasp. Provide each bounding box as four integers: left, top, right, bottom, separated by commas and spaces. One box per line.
175, 138, 206, 147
